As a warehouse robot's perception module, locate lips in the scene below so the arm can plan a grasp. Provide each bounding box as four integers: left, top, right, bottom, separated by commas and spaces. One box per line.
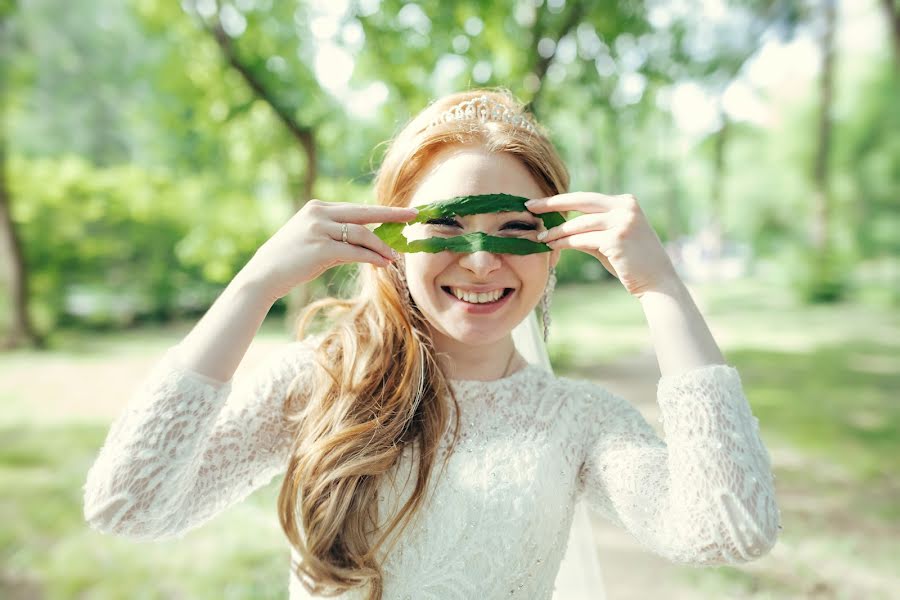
441, 286, 514, 301
442, 285, 515, 294
440, 287, 516, 314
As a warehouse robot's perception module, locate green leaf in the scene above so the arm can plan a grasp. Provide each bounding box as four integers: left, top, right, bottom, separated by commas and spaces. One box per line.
372, 193, 566, 254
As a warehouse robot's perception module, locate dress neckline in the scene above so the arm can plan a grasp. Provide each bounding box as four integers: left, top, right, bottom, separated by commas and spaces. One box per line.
447, 362, 541, 386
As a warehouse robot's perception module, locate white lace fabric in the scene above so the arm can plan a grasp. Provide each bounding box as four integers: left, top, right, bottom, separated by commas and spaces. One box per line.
83, 338, 780, 598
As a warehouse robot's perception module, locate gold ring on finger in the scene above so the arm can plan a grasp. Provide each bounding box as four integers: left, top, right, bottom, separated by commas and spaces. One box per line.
341, 222, 349, 243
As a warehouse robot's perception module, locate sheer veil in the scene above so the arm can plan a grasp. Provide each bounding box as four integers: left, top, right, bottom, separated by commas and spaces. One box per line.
512, 310, 607, 600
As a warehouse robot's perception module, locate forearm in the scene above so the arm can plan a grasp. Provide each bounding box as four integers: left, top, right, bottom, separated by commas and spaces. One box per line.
175, 269, 276, 384
581, 373, 780, 566
638, 278, 726, 378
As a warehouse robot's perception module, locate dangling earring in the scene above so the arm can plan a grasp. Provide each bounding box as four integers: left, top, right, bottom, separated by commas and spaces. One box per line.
540, 265, 557, 343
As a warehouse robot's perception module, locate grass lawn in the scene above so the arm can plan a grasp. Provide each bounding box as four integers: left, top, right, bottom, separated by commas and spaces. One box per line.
1, 420, 291, 599
1, 276, 897, 598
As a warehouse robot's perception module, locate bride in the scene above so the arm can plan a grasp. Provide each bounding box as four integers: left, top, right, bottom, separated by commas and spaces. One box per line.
83, 88, 781, 599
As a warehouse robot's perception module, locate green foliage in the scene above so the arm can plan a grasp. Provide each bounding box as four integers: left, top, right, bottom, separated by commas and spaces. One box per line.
790, 246, 853, 304
832, 56, 900, 258
3, 0, 898, 335
373, 193, 565, 254
768, 223, 858, 306
6, 151, 381, 331
8, 154, 273, 328
554, 250, 611, 285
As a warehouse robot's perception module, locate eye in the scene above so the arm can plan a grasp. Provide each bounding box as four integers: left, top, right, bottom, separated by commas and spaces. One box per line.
425, 217, 461, 228
503, 221, 538, 231
424, 217, 539, 234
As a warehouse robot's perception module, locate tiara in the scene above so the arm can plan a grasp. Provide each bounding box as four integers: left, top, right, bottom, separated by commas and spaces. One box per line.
427, 95, 538, 134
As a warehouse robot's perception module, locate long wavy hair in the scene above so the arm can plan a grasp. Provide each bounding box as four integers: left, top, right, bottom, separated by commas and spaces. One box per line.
277, 87, 570, 598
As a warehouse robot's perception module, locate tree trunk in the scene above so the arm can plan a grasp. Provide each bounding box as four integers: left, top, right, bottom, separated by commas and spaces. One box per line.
607, 107, 624, 192
205, 14, 321, 338
708, 100, 730, 259
0, 136, 45, 350
879, 0, 900, 65
284, 129, 319, 335
811, 0, 836, 254
525, 0, 586, 116
661, 113, 682, 243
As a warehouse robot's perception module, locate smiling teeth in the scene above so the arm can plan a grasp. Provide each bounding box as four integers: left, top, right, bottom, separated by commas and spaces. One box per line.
450, 287, 505, 304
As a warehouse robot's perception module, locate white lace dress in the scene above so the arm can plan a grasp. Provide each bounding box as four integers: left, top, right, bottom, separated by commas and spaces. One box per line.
83, 337, 781, 599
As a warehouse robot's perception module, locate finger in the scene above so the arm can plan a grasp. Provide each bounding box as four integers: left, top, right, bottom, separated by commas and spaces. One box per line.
324, 202, 419, 224
525, 192, 632, 214
330, 236, 393, 268
538, 212, 616, 243
331, 222, 397, 262
546, 229, 620, 253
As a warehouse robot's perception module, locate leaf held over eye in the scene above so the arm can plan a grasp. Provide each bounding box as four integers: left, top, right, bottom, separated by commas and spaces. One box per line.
373, 193, 566, 255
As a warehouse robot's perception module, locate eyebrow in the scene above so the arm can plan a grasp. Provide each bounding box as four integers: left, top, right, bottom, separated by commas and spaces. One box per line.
448, 211, 539, 221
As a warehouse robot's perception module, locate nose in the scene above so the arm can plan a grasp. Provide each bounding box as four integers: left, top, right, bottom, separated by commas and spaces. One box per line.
458, 250, 503, 278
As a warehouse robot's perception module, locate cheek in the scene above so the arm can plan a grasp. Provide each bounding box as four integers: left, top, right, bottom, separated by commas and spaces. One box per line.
404, 255, 448, 289
515, 255, 549, 280
523, 257, 553, 297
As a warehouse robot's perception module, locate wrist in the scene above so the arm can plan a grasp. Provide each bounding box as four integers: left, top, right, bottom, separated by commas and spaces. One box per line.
635, 275, 685, 303
231, 268, 280, 307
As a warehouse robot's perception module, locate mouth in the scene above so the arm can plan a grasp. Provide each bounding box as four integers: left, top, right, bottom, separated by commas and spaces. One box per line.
441, 286, 515, 306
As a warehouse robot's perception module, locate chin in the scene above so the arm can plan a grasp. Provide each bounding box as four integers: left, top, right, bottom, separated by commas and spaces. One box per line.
444, 325, 511, 346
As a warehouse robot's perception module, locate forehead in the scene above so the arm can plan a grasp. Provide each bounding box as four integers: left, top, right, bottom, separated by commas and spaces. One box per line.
408, 145, 545, 211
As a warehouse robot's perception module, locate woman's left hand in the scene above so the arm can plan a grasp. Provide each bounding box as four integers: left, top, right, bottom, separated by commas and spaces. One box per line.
525, 192, 680, 299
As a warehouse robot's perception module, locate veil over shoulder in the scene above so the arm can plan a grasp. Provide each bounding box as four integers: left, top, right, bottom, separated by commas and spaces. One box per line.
512, 311, 607, 600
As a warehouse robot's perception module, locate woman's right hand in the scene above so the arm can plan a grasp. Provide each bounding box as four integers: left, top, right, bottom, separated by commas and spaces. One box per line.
241, 199, 418, 302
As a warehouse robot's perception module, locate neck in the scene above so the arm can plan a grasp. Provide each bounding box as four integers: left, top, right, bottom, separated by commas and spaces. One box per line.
432, 332, 522, 381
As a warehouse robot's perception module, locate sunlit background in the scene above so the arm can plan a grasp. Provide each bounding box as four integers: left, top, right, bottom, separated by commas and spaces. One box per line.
1, 0, 897, 598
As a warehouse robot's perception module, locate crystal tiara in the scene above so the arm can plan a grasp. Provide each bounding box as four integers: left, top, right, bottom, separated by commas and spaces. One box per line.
427, 95, 538, 134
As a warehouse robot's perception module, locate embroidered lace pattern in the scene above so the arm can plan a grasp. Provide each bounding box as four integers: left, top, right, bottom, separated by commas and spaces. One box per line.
83, 338, 780, 599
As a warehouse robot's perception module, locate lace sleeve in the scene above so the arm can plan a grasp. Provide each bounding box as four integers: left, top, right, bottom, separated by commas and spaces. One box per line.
575, 363, 781, 566
82, 336, 320, 541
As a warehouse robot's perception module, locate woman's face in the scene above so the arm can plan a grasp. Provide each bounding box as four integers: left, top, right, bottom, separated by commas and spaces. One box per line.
402, 144, 561, 350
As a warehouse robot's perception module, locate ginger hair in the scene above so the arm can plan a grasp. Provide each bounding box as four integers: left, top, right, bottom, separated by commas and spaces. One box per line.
277, 87, 569, 598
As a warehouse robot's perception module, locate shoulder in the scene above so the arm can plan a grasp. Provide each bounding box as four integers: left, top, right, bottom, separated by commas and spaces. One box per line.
544, 372, 654, 435
240, 333, 326, 390
287, 332, 326, 358
546, 373, 665, 455
261, 332, 323, 364
547, 372, 617, 407
283, 332, 327, 373
524, 370, 620, 423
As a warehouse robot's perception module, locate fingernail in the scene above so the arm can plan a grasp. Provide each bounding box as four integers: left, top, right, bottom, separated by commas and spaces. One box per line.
391, 249, 400, 259
537, 231, 548, 241
525, 200, 536, 207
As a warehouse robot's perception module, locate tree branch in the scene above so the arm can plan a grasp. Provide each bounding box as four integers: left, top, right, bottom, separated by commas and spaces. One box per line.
203, 18, 311, 145
197, 10, 318, 206
879, 0, 900, 64
527, 0, 587, 115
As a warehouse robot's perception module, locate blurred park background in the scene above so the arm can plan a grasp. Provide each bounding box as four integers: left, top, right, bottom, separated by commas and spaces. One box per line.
1, 0, 898, 598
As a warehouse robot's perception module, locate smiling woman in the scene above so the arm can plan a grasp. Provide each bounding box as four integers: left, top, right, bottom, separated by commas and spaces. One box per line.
394, 149, 564, 375
83, 88, 779, 600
